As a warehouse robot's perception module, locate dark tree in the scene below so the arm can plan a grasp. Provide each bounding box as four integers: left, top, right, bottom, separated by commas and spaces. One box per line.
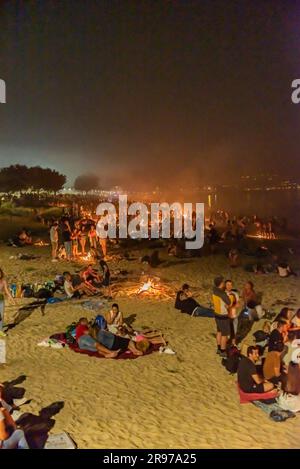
0, 165, 29, 193
0, 165, 66, 193
74, 174, 100, 192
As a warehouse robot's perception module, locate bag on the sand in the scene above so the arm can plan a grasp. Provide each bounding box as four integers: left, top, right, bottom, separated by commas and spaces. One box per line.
94, 315, 107, 330
277, 393, 300, 413
222, 346, 241, 374
35, 288, 52, 299
22, 285, 34, 298
253, 330, 269, 343
65, 322, 77, 344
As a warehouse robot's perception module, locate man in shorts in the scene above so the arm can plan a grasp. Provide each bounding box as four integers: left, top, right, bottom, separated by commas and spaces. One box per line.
238, 346, 274, 393
212, 276, 231, 358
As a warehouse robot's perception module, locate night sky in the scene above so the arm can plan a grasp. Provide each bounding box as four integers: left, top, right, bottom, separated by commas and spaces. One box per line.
0, 0, 299, 189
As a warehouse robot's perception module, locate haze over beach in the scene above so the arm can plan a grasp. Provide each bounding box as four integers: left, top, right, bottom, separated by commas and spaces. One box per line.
0, 0, 300, 453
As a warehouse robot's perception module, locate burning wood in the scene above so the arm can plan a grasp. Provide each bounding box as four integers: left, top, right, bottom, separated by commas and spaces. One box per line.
137, 278, 154, 294
113, 275, 174, 301
34, 240, 50, 246
81, 252, 93, 261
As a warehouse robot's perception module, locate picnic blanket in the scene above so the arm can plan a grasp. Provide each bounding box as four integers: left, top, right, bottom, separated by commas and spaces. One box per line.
74, 300, 106, 312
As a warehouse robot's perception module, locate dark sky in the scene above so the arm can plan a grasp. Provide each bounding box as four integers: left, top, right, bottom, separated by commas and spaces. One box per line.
0, 0, 299, 189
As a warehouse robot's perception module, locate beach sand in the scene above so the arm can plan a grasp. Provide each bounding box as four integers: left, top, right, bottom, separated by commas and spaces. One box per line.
1, 243, 300, 449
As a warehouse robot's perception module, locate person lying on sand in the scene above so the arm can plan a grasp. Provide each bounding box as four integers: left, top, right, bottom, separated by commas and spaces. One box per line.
75, 318, 119, 358
175, 284, 214, 318
89, 322, 143, 356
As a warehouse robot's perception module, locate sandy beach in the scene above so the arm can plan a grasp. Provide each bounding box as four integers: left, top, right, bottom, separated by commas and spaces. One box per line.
1, 241, 300, 449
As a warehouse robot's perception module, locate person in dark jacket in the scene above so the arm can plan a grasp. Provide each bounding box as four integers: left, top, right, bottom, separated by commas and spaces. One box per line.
175, 284, 214, 317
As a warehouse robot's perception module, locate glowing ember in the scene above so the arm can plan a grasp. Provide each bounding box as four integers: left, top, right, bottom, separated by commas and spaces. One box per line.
34, 241, 50, 246
137, 278, 154, 294
81, 252, 93, 261
112, 276, 174, 301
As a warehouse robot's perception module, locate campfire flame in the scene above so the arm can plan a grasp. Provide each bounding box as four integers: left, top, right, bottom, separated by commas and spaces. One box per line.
137, 278, 154, 294
82, 252, 93, 261
34, 241, 49, 246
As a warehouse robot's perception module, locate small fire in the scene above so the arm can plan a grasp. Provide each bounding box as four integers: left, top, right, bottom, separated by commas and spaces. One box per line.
82, 252, 93, 261
137, 278, 154, 294
34, 240, 50, 246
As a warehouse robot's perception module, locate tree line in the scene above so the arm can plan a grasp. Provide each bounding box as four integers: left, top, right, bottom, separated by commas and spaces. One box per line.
0, 165, 104, 194
0, 165, 66, 193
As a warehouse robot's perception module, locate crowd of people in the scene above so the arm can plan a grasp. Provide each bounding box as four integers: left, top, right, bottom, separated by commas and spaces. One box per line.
49, 217, 107, 262
174, 275, 300, 406
69, 302, 169, 359
210, 275, 300, 400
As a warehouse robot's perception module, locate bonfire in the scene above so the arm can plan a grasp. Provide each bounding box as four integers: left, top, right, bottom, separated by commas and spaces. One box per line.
34, 240, 50, 247
81, 252, 93, 262
113, 275, 174, 301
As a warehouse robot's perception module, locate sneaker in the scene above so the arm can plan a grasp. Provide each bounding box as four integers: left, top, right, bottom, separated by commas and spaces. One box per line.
163, 347, 176, 355
13, 397, 28, 407
216, 348, 221, 355
0, 331, 7, 338
219, 351, 227, 358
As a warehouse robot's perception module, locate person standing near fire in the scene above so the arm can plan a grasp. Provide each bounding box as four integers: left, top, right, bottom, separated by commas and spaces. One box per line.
49, 221, 59, 261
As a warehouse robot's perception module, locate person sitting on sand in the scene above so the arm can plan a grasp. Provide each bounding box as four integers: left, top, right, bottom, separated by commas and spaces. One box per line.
82, 264, 102, 288
263, 342, 286, 386
291, 309, 300, 329
237, 345, 274, 393
277, 262, 297, 278
242, 281, 257, 306
241, 281, 264, 320
270, 307, 293, 332
282, 331, 299, 368
63, 272, 93, 298
0, 403, 29, 449
75, 317, 119, 358
78, 269, 101, 295
141, 251, 161, 268
17, 228, 32, 246
268, 319, 289, 352
175, 284, 214, 318
100, 260, 112, 298
228, 249, 239, 268
283, 361, 300, 395
105, 303, 123, 332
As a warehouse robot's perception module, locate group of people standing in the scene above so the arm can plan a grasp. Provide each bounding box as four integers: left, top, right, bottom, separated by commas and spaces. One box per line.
49, 218, 107, 262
